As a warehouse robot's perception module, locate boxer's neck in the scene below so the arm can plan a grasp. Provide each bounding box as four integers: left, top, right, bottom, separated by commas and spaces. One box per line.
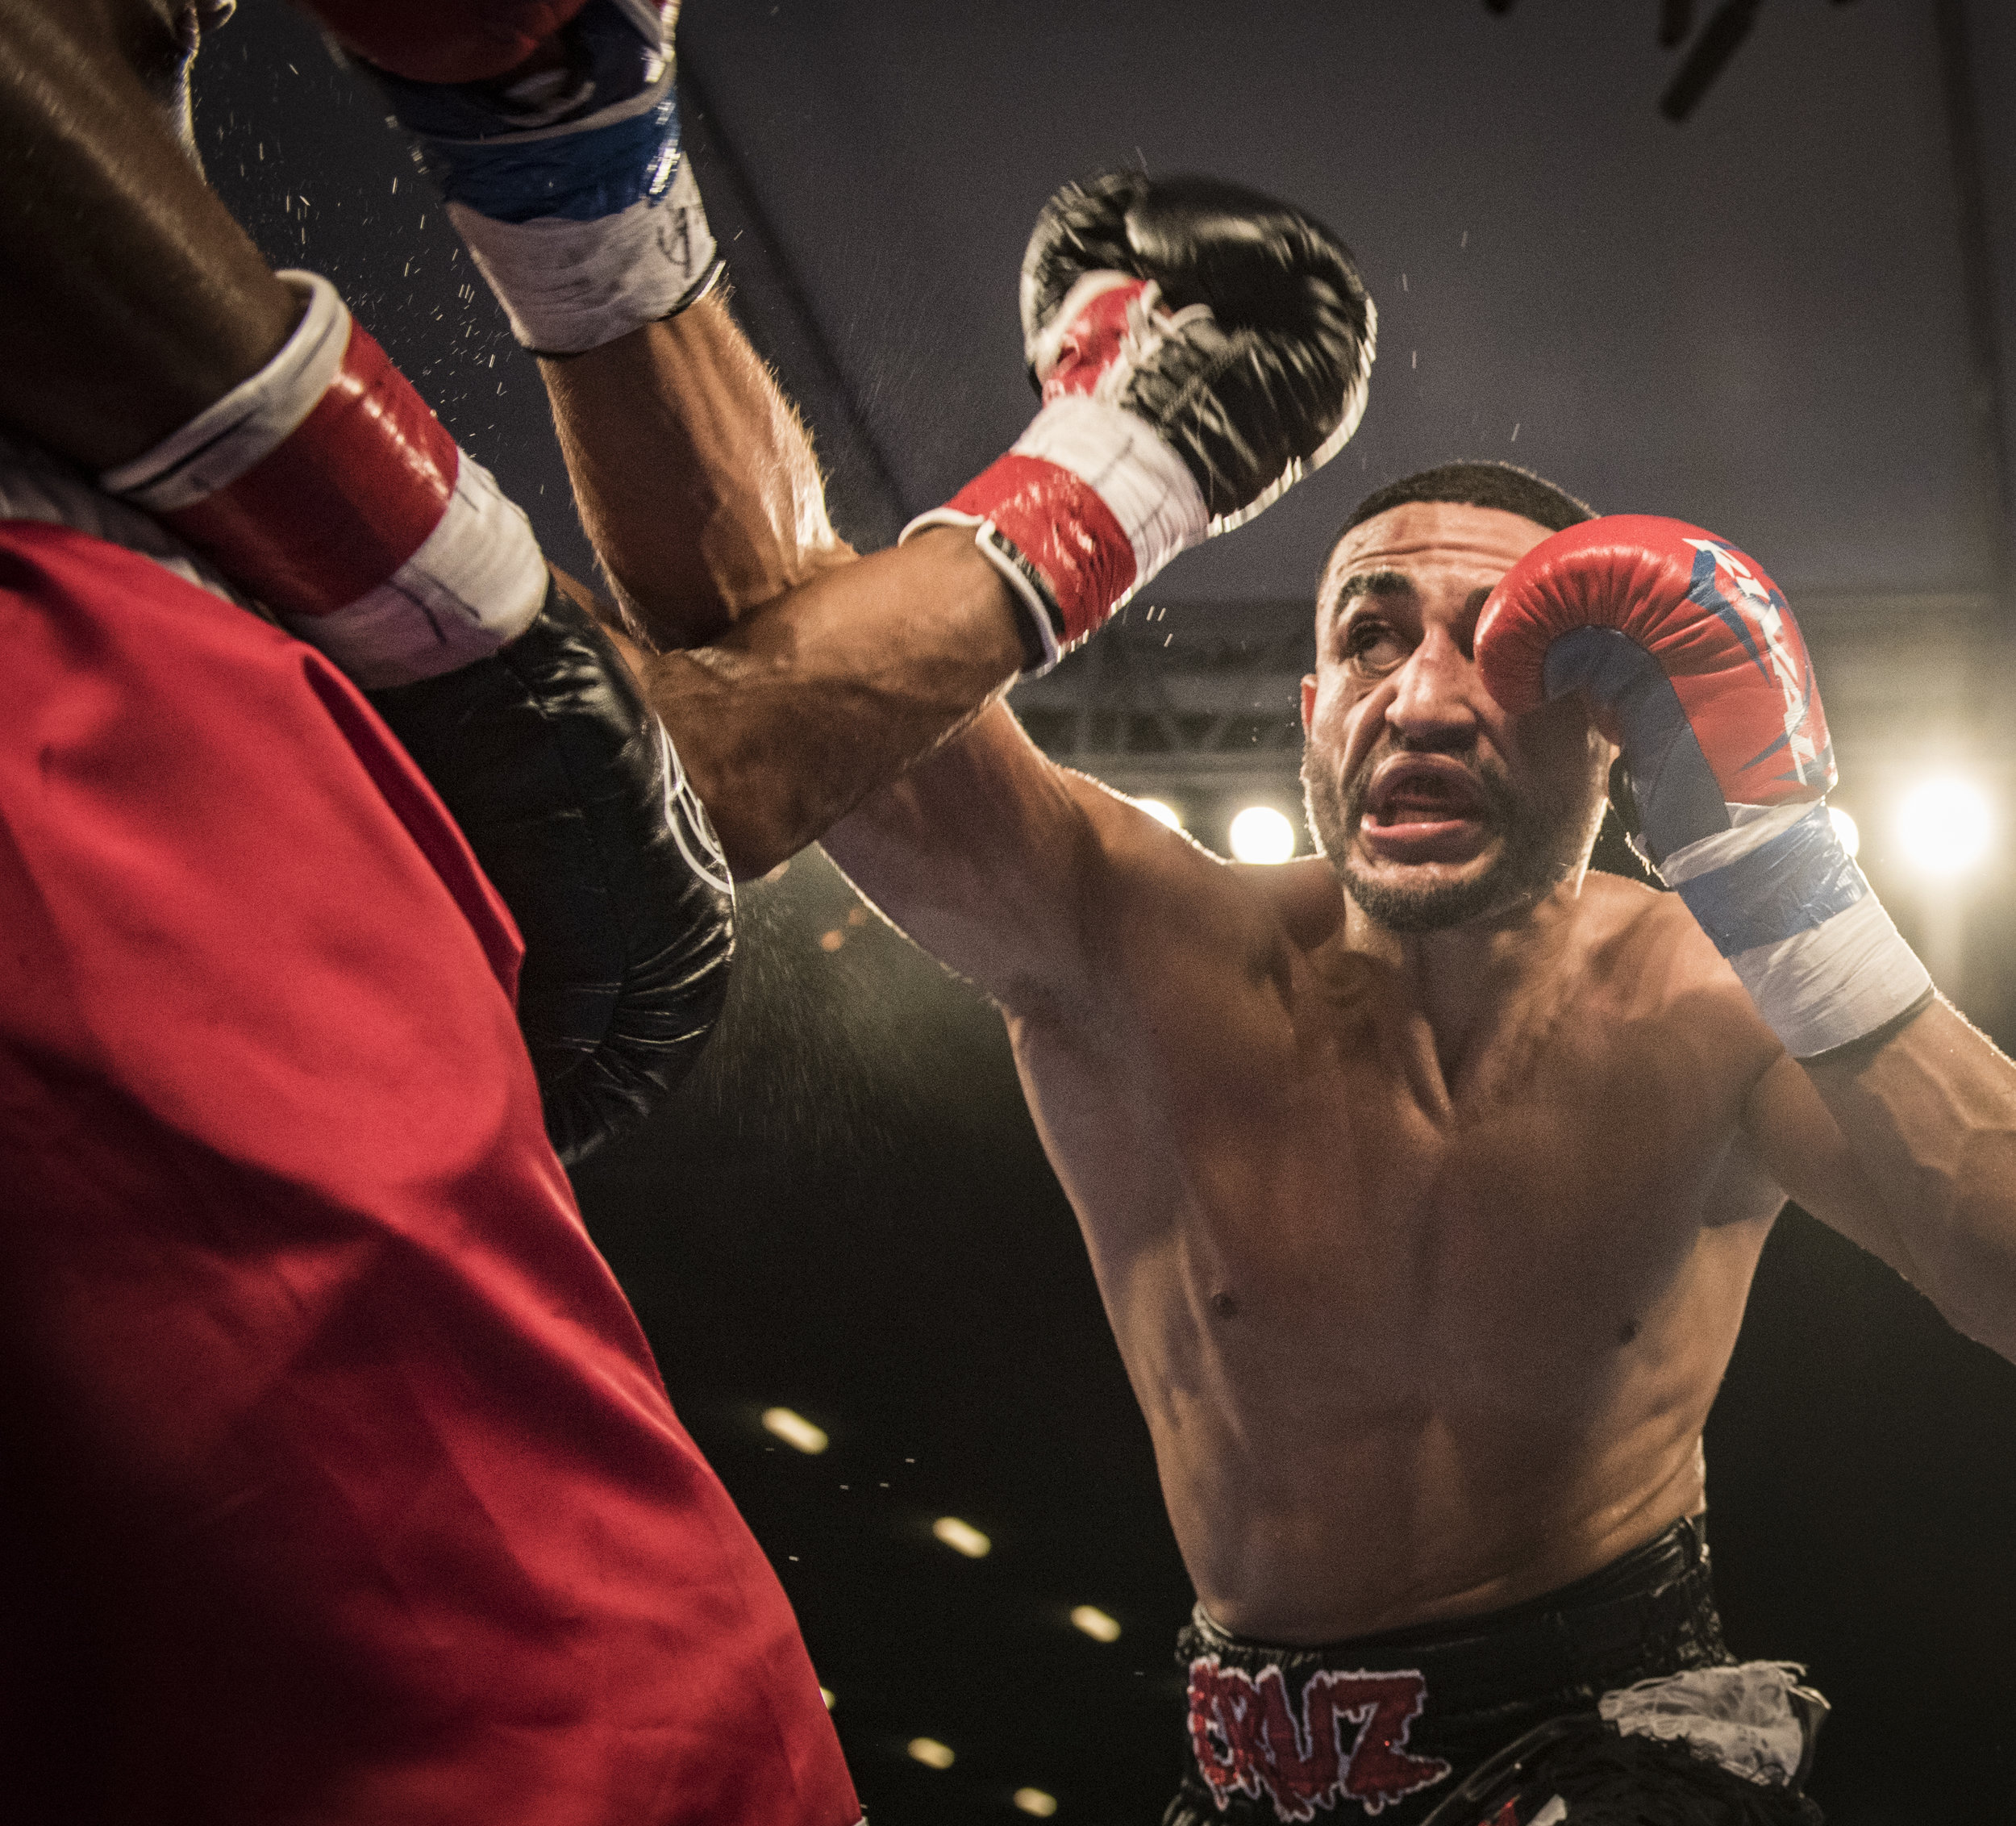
1339, 861, 1594, 1079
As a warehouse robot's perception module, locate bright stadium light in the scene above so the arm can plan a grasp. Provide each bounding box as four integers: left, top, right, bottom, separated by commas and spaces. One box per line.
1827, 807, 1860, 859
1070, 1604, 1122, 1642
1014, 1788, 1060, 1817
1136, 797, 1184, 831
1896, 775, 1994, 880
760, 1407, 828, 1454
1229, 805, 1297, 864
907, 1737, 956, 1770
932, 1515, 992, 1558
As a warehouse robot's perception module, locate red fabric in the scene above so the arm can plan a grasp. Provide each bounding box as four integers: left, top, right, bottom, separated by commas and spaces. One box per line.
302, 0, 598, 83
162, 320, 459, 618
1473, 514, 1835, 807
948, 452, 1138, 647
0, 523, 857, 1826
1038, 277, 1148, 402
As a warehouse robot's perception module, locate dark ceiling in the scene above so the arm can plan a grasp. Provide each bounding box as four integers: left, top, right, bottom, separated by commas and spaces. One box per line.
194, 4, 2016, 1820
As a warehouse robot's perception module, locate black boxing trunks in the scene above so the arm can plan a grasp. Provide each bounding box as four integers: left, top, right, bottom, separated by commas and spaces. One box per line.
1167, 1518, 1826, 1826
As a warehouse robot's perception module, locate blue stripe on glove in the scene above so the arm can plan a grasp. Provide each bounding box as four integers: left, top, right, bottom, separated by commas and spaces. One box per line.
1675, 804, 1868, 957
1540, 626, 1727, 864
421, 97, 681, 223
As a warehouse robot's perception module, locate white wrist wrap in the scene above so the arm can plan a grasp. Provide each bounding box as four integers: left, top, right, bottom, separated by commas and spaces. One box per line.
1010, 393, 1208, 590
1660, 803, 1933, 1058
1727, 894, 1934, 1058
103, 272, 545, 688
306, 457, 548, 689
102, 272, 348, 508
450, 156, 720, 355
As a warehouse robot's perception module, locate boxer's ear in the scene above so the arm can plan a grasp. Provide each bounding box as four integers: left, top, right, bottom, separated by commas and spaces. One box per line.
1300, 674, 1317, 733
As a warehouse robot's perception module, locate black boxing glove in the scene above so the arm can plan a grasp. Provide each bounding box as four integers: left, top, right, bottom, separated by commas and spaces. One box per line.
906, 169, 1375, 670
368, 582, 733, 1165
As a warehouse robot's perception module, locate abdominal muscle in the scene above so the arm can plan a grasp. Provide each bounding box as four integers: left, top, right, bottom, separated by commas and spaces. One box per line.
1019, 906, 1782, 1647
1139, 1294, 1721, 1645
1104, 1112, 1773, 1645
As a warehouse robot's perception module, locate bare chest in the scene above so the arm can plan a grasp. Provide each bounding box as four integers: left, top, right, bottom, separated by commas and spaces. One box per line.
1023, 953, 1777, 1384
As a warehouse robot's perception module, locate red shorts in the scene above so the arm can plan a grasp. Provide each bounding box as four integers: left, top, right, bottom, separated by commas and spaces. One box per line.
0, 522, 856, 1825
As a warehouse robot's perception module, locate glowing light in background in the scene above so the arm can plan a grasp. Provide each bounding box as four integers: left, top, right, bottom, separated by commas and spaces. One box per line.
1070, 1604, 1121, 1642
819, 1686, 835, 1711
1014, 1788, 1060, 1816
908, 1737, 956, 1770
1229, 805, 1297, 864
760, 1407, 828, 1454
1895, 776, 1994, 879
931, 1515, 992, 1558
1136, 798, 1184, 831
1827, 807, 1860, 859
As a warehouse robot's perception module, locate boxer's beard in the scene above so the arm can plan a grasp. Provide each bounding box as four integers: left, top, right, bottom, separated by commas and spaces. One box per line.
1302, 740, 1598, 934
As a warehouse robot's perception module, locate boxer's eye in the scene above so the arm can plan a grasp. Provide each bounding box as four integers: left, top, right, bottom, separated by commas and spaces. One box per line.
1341, 619, 1408, 674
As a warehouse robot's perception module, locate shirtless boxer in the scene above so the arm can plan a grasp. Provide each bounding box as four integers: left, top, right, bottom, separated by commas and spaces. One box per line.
815, 461, 2016, 1824
1, 3, 1368, 1820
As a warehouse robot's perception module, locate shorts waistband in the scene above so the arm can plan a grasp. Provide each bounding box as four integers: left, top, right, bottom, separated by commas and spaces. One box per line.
1185, 1515, 1724, 1721
1174, 1519, 1729, 1826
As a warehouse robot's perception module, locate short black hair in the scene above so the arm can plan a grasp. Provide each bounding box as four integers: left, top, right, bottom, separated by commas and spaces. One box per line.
1322, 461, 1597, 586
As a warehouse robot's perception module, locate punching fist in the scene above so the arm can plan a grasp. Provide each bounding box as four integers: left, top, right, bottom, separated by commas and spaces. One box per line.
910, 170, 1375, 670
103, 269, 733, 1155
305, 0, 717, 352
1476, 516, 1931, 1058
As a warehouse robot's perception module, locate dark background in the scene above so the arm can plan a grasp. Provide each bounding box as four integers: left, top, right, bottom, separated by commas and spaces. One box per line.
202, 3, 2016, 1820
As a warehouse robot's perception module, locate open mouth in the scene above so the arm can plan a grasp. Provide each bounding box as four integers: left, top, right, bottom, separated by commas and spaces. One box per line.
1358, 756, 1496, 861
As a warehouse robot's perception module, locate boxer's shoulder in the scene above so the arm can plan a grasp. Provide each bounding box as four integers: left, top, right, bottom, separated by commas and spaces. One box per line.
1574, 869, 1787, 1086
1035, 794, 1342, 1047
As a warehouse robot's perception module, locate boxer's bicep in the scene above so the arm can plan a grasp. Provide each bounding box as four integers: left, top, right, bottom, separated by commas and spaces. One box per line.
824, 702, 1171, 1020
1741, 1050, 1926, 1286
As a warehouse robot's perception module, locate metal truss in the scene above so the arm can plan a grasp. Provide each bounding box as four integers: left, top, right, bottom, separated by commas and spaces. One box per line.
1008, 598, 1316, 803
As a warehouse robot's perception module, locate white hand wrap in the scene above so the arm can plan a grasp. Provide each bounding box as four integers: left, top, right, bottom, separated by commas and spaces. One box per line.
103, 273, 545, 688
1660, 801, 1933, 1057
451, 154, 720, 355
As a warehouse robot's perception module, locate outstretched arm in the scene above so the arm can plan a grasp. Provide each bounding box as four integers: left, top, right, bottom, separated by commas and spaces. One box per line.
564, 518, 1027, 875
306, 3, 1372, 880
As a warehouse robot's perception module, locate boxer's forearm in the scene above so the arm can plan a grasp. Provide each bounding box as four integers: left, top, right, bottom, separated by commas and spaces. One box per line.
0, 0, 298, 468
1804, 998, 2016, 1359
539, 297, 1035, 872
584, 526, 1026, 877
539, 297, 853, 649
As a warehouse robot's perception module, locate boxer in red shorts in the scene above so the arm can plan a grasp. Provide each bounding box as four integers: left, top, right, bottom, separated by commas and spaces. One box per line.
0, 4, 846, 1820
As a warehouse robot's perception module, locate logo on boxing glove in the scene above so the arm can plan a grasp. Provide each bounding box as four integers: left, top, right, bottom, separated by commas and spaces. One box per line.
1682, 539, 1822, 790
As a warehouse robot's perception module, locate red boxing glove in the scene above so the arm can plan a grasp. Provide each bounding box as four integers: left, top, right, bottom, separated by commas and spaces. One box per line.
1476, 515, 1833, 863
304, 0, 593, 83
104, 273, 546, 688
1476, 515, 1929, 1058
